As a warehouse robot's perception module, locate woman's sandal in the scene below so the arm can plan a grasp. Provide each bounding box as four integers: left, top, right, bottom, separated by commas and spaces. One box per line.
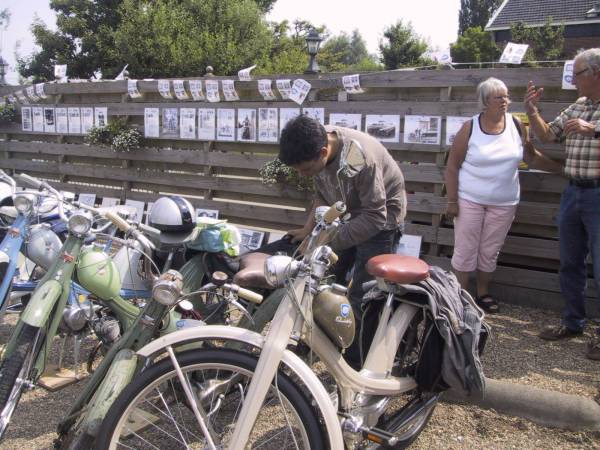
475, 294, 499, 313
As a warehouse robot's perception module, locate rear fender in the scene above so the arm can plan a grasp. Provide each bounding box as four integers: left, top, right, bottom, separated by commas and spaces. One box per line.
136, 325, 344, 449
20, 280, 62, 327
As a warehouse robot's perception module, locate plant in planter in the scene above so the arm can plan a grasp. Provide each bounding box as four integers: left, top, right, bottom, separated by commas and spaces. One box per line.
0, 104, 16, 124
86, 117, 142, 152
259, 158, 314, 192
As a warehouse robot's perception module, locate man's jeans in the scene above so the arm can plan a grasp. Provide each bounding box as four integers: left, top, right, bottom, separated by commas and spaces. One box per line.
559, 184, 600, 332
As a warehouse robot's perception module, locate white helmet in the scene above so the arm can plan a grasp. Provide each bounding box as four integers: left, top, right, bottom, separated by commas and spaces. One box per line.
149, 196, 196, 232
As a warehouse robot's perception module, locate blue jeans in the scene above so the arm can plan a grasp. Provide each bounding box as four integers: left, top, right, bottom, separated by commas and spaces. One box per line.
559, 184, 600, 332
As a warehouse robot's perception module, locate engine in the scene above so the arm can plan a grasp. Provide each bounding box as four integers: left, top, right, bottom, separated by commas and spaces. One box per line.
92, 314, 121, 346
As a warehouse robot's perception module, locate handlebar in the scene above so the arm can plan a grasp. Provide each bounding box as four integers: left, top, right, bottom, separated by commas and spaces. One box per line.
322, 201, 346, 224
0, 170, 16, 193
223, 283, 263, 304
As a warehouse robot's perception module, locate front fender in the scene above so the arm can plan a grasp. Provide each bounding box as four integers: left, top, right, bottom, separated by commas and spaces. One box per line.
137, 325, 344, 450
21, 280, 62, 327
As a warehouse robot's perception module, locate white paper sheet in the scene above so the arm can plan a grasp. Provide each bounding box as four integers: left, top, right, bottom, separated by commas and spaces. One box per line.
205, 80, 220, 103
396, 234, 422, 258
180, 108, 196, 139
173, 80, 189, 100
276, 79, 292, 100
21, 107, 32, 132
144, 108, 160, 138
77, 193, 96, 206
258, 79, 276, 100
302, 108, 324, 125
238, 228, 265, 254
258, 108, 278, 142
365, 114, 400, 143
32, 107, 44, 132
68, 107, 81, 134
158, 80, 173, 99
94, 107, 108, 128
55, 108, 68, 134
499, 42, 528, 64
198, 108, 216, 140
100, 197, 119, 208
35, 83, 47, 99
14, 90, 28, 104
279, 108, 300, 134
216, 109, 235, 141
342, 74, 364, 94
54, 64, 67, 81
43, 107, 56, 133
404, 115, 442, 145
196, 208, 219, 219
162, 108, 179, 138
26, 86, 39, 102
562, 60, 577, 90
237, 108, 256, 142
222, 80, 240, 101
289, 79, 311, 105
445, 116, 471, 146
128, 80, 142, 98
81, 107, 94, 134
189, 80, 205, 100
238, 65, 256, 81
124, 199, 145, 223
328, 113, 361, 131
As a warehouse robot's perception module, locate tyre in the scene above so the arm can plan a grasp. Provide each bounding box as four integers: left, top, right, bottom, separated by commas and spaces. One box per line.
0, 323, 41, 438
97, 348, 325, 450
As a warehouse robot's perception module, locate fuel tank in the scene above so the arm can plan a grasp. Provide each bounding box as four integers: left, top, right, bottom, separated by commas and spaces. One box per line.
313, 283, 355, 349
26, 224, 62, 271
77, 245, 122, 299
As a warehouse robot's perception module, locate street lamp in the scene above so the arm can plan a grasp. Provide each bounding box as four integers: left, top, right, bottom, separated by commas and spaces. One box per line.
304, 29, 322, 74
0, 56, 8, 85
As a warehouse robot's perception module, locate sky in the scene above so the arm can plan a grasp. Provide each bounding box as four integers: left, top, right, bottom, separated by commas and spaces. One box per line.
1, 0, 461, 85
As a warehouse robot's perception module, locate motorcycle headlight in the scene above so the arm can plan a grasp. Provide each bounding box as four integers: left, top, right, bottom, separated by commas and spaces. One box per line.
152, 270, 184, 306
13, 194, 34, 215
67, 210, 92, 235
264, 255, 298, 288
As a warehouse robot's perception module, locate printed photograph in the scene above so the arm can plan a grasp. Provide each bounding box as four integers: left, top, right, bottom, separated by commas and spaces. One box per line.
365, 114, 400, 142
217, 109, 235, 141
237, 108, 257, 142
162, 108, 179, 138
328, 113, 361, 131
403, 115, 442, 145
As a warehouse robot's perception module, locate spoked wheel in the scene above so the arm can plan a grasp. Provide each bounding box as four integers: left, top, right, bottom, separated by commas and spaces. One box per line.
0, 323, 41, 438
97, 348, 325, 450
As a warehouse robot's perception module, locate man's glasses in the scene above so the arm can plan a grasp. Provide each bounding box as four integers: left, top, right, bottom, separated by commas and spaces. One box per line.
573, 67, 590, 78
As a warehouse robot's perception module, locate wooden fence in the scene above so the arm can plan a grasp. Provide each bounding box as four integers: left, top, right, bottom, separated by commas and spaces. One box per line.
0, 67, 596, 312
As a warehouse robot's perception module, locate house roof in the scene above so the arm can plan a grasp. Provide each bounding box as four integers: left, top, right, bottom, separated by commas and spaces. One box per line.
486, 0, 600, 30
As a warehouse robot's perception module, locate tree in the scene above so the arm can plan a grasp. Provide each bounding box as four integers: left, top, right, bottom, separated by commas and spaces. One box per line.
450, 26, 500, 65
458, 0, 502, 35
319, 29, 380, 72
0, 8, 10, 29
509, 18, 565, 63
379, 21, 431, 70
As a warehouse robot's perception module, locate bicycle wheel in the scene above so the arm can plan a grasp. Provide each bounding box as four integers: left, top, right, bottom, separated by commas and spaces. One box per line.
97, 348, 325, 450
0, 323, 41, 438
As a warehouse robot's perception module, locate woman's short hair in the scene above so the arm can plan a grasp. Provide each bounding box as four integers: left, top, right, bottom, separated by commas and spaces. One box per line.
476, 77, 509, 111
575, 48, 600, 73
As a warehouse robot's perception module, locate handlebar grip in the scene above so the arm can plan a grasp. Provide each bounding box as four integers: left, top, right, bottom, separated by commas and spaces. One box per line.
328, 251, 338, 265
322, 201, 346, 224
236, 286, 263, 304
105, 211, 131, 232
16, 173, 43, 189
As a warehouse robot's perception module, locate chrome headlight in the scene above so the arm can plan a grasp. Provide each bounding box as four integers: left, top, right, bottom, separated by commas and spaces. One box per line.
152, 270, 184, 306
13, 194, 34, 215
67, 210, 92, 235
264, 255, 299, 288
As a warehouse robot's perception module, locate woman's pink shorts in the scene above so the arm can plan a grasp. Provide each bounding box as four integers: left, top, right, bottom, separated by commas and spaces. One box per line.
451, 198, 517, 273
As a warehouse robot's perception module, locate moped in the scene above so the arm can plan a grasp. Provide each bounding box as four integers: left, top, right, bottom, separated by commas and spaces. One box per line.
95, 140, 460, 449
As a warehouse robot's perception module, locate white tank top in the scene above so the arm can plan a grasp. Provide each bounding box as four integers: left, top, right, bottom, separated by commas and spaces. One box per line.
458, 113, 523, 206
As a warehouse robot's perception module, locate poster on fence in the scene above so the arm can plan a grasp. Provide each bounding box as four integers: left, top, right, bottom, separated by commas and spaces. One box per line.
238, 228, 265, 253
125, 199, 145, 224
222, 80, 240, 102
81, 107, 94, 134
68, 107, 82, 134
258, 79, 277, 100
127, 80, 142, 99
237, 108, 257, 142
396, 234, 422, 258
43, 107, 56, 133
258, 108, 278, 142
32, 107, 44, 132
365, 115, 400, 143
162, 108, 179, 138
197, 208, 219, 219
180, 108, 196, 139
198, 108, 216, 140
216, 109, 235, 141
302, 108, 325, 125
35, 83, 47, 99
144, 108, 160, 138
55, 107, 68, 134
289, 79, 311, 105
403, 115, 441, 145
158, 80, 172, 99
189, 80, 205, 101
26, 86, 39, 102
562, 60, 577, 90
94, 107, 108, 128
445, 116, 471, 146
280, 108, 300, 134
78, 193, 96, 206
21, 107, 32, 132
329, 113, 361, 131
173, 80, 189, 100
276, 79, 292, 99
205, 80, 220, 103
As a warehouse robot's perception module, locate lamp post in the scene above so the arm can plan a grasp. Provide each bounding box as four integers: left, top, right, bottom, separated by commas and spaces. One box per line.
0, 56, 8, 85
304, 29, 322, 74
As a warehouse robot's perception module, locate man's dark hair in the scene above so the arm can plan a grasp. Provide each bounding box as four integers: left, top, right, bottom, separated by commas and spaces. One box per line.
279, 115, 327, 165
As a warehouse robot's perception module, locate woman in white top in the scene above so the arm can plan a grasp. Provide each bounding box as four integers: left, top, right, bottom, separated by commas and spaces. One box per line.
445, 77, 561, 312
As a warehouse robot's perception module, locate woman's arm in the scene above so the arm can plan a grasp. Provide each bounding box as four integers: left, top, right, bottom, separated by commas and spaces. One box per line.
444, 120, 470, 218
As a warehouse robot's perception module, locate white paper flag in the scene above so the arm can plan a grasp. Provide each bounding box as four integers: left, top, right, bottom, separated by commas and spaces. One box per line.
173, 80, 189, 100
114, 64, 129, 80
81, 107, 94, 134
144, 108, 160, 138
289, 79, 311, 105
189, 80, 205, 100
342, 74, 364, 94
276, 79, 292, 100
68, 107, 82, 134
21, 107, 32, 132
238, 65, 256, 81
127, 80, 142, 98
35, 83, 48, 99
158, 80, 173, 99
205, 80, 220, 103
26, 86, 39, 102
258, 79, 277, 100
54, 64, 67, 81
222, 80, 239, 101
562, 60, 577, 90
499, 42, 528, 64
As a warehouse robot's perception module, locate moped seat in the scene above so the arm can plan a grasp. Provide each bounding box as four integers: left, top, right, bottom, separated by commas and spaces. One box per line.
366, 254, 430, 284
233, 252, 271, 289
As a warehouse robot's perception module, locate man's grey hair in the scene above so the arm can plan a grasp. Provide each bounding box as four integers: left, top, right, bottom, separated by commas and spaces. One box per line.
476, 77, 509, 111
575, 48, 600, 72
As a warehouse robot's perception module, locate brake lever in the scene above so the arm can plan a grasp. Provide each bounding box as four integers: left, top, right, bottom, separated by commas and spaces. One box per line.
229, 298, 255, 327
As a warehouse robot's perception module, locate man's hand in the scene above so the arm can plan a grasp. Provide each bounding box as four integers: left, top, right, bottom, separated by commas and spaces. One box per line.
286, 227, 311, 243
564, 118, 596, 137
445, 202, 459, 219
524, 81, 544, 114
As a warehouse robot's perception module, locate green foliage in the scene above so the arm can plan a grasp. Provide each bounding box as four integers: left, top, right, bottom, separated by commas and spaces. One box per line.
509, 18, 565, 64
0, 104, 16, 124
259, 159, 314, 192
86, 118, 141, 152
458, 0, 502, 35
0, 8, 10, 29
450, 26, 500, 65
111, 0, 273, 77
379, 21, 431, 70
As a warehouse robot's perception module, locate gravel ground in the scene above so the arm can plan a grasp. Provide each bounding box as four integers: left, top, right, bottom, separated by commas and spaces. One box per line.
0, 303, 599, 450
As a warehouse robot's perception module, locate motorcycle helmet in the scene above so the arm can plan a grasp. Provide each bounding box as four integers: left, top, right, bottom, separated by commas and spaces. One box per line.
149, 196, 198, 247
